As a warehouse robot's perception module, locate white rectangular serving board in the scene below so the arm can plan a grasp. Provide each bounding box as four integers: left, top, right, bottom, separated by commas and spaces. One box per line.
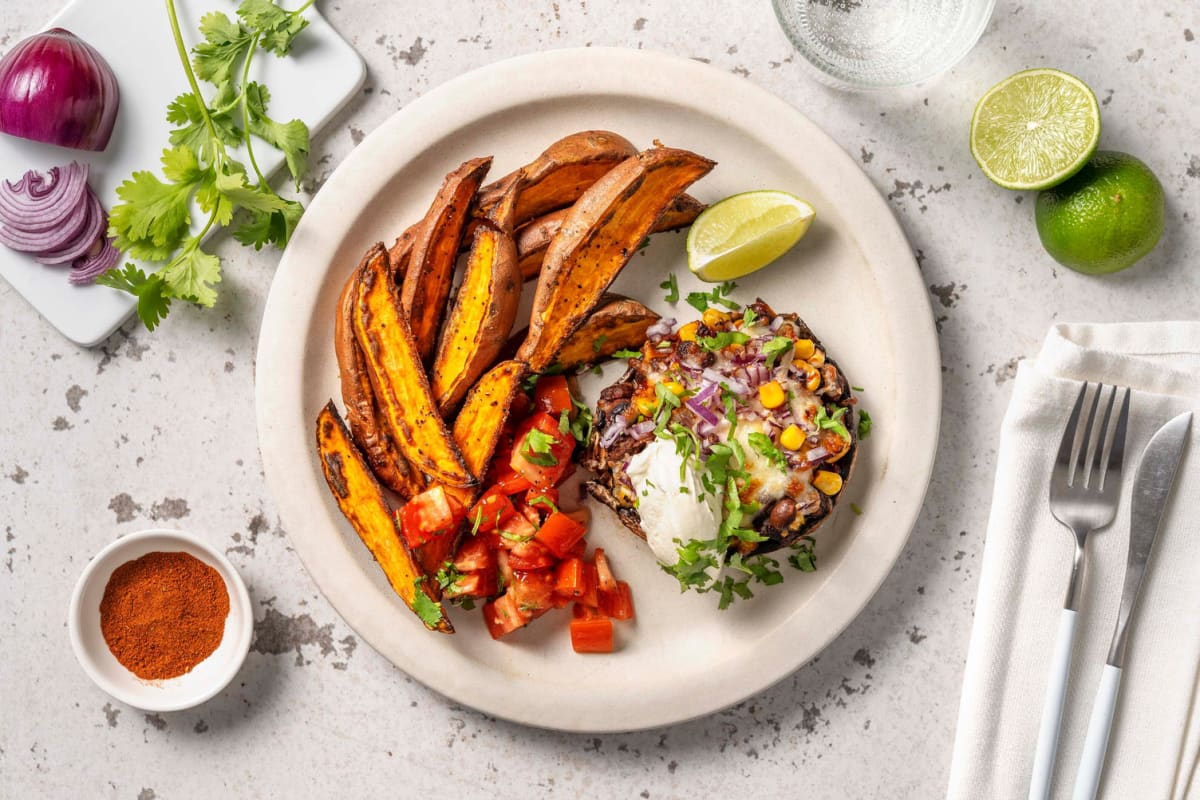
0, 0, 364, 346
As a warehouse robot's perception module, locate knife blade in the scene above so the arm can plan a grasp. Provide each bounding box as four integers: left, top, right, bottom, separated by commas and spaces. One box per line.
1107, 410, 1192, 668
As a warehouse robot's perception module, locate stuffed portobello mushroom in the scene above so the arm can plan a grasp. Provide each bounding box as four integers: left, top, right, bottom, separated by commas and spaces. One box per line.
582, 299, 860, 599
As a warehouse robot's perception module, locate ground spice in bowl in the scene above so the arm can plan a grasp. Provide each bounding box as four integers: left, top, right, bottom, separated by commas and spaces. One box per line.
98, 551, 230, 680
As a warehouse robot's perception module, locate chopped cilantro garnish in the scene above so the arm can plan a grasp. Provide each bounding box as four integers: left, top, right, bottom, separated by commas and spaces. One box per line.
612, 348, 642, 359
527, 493, 559, 514
521, 372, 540, 392
815, 405, 851, 442
592, 334, 607, 353
684, 281, 739, 312
411, 578, 446, 627
469, 508, 483, 536
435, 561, 464, 593
851, 385, 865, 392
659, 272, 679, 303
521, 428, 559, 466
787, 538, 817, 572
857, 409, 872, 440
850, 502, 863, 516
698, 330, 751, 352
747, 432, 788, 473
742, 307, 757, 327
762, 336, 794, 368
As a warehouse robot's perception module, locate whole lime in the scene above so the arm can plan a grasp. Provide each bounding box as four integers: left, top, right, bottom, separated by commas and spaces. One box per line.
1034, 151, 1165, 274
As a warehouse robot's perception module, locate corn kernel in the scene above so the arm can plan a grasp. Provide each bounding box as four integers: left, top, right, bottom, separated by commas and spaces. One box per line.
780, 424, 805, 451
634, 395, 657, 417
758, 380, 786, 409
808, 348, 826, 366
702, 308, 725, 328
663, 380, 685, 396
678, 321, 699, 342
793, 338, 815, 359
813, 470, 843, 495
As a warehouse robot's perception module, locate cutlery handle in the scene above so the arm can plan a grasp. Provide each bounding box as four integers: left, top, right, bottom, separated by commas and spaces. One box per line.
1072, 664, 1123, 800
1028, 608, 1078, 800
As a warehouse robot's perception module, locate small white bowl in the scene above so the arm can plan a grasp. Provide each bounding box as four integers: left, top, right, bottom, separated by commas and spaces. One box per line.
68, 529, 253, 712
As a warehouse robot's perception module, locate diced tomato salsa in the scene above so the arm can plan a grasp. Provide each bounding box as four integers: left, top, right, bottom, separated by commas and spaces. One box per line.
397, 376, 636, 654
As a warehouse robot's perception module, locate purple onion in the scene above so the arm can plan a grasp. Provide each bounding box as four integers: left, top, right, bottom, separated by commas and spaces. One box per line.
646, 317, 676, 340
703, 367, 749, 396
686, 397, 720, 426
599, 415, 631, 449
36, 188, 106, 264
692, 381, 719, 405
807, 445, 829, 461
629, 420, 656, 438
769, 315, 784, 332
0, 28, 120, 151
69, 236, 119, 284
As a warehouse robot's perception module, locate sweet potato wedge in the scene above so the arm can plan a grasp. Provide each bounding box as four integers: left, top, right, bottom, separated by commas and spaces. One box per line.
477, 131, 637, 228
417, 359, 528, 575
315, 401, 451, 633
334, 250, 426, 499
401, 157, 492, 363
515, 193, 706, 281
516, 146, 716, 372
354, 242, 476, 489
431, 177, 522, 416
501, 293, 660, 370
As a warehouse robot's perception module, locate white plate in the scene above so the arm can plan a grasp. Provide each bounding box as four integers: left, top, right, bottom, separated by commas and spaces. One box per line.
0, 0, 364, 346
255, 48, 942, 732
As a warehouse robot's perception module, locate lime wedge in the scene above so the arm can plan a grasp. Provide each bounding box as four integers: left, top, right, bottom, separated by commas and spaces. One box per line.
970, 68, 1100, 191
686, 191, 814, 282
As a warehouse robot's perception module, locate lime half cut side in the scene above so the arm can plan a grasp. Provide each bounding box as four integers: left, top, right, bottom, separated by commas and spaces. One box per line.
687, 190, 815, 282
970, 68, 1101, 191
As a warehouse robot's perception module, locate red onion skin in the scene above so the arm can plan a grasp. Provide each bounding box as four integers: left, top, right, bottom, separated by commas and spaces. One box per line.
0, 28, 120, 151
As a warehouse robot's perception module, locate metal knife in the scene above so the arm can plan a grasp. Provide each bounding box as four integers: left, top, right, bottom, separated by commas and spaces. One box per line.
1071, 410, 1193, 800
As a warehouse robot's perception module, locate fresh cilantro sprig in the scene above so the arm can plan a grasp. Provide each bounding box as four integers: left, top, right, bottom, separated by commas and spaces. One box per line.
762, 336, 794, 368
559, 399, 594, 446
815, 405, 852, 442
411, 577, 446, 627
685, 281, 740, 312
97, 0, 314, 330
857, 409, 873, 440
698, 330, 751, 352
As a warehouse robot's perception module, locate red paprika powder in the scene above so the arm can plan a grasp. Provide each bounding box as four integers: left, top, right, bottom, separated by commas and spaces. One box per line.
99, 551, 230, 680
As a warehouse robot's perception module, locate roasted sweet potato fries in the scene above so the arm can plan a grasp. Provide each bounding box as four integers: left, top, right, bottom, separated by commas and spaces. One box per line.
315, 132, 715, 632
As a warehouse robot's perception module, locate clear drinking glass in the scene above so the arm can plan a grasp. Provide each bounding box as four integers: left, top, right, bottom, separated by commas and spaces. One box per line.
772, 0, 996, 90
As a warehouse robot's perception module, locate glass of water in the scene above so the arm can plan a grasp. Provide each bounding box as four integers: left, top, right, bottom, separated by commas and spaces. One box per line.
772, 0, 996, 90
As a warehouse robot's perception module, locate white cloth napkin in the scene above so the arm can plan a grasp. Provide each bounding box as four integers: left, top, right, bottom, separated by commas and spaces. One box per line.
947, 322, 1200, 800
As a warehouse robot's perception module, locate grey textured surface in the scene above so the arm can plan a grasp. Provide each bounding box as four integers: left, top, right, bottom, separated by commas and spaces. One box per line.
2, 1, 1198, 797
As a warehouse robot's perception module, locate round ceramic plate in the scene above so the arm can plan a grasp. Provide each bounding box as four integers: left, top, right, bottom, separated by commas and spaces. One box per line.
256, 48, 940, 732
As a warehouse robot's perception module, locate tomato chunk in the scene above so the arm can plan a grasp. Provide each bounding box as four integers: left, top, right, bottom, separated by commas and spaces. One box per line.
490, 462, 533, 496
508, 570, 557, 616
554, 557, 587, 598
598, 580, 635, 621
594, 547, 617, 592
483, 592, 529, 640
535, 512, 587, 559
496, 513, 538, 550
468, 490, 517, 533
452, 535, 495, 572
399, 485, 465, 549
446, 569, 499, 600
507, 539, 556, 571
570, 614, 613, 653
509, 412, 574, 490
533, 374, 573, 417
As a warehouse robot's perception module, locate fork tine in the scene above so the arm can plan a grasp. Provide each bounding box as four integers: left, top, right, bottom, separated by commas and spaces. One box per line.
1084, 385, 1117, 489
1072, 383, 1103, 487
1099, 388, 1131, 492
1056, 382, 1089, 472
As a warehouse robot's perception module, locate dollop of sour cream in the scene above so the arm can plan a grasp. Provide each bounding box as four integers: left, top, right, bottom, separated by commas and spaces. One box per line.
624, 439, 724, 568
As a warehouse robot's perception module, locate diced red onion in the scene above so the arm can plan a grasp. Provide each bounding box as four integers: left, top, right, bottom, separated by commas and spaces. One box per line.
686, 397, 720, 426
703, 367, 749, 396
769, 315, 784, 332
807, 445, 829, 461
692, 381, 719, 405
629, 420, 656, 438
646, 317, 676, 339
746, 363, 771, 387
598, 415, 630, 449
69, 236, 119, 284
696, 420, 716, 438
0, 28, 120, 151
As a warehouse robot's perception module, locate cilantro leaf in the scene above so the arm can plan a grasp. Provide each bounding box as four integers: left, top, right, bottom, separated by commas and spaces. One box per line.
685, 281, 740, 312
815, 405, 851, 442
591, 334, 607, 354
659, 272, 679, 303
243, 82, 310, 186
698, 330, 751, 352
857, 409, 872, 440
238, 0, 309, 55
747, 432, 788, 473
166, 92, 240, 160
611, 348, 642, 359
762, 336, 794, 368
411, 578, 446, 627
521, 429, 559, 466
108, 155, 201, 260
192, 11, 253, 86
160, 243, 222, 307
95, 265, 172, 331
787, 539, 817, 572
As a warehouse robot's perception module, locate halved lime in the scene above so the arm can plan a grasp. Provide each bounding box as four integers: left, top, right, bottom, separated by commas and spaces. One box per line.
970, 68, 1100, 191
686, 191, 815, 282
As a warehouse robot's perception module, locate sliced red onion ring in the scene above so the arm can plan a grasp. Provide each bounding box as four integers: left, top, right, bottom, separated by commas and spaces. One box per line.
36, 188, 105, 264
0, 162, 90, 247
69, 236, 119, 284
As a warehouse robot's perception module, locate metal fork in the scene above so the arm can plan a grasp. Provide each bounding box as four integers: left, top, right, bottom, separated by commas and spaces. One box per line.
1028, 382, 1132, 800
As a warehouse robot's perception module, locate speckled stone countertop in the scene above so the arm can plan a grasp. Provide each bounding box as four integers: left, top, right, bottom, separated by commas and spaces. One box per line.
2, 1, 1197, 797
